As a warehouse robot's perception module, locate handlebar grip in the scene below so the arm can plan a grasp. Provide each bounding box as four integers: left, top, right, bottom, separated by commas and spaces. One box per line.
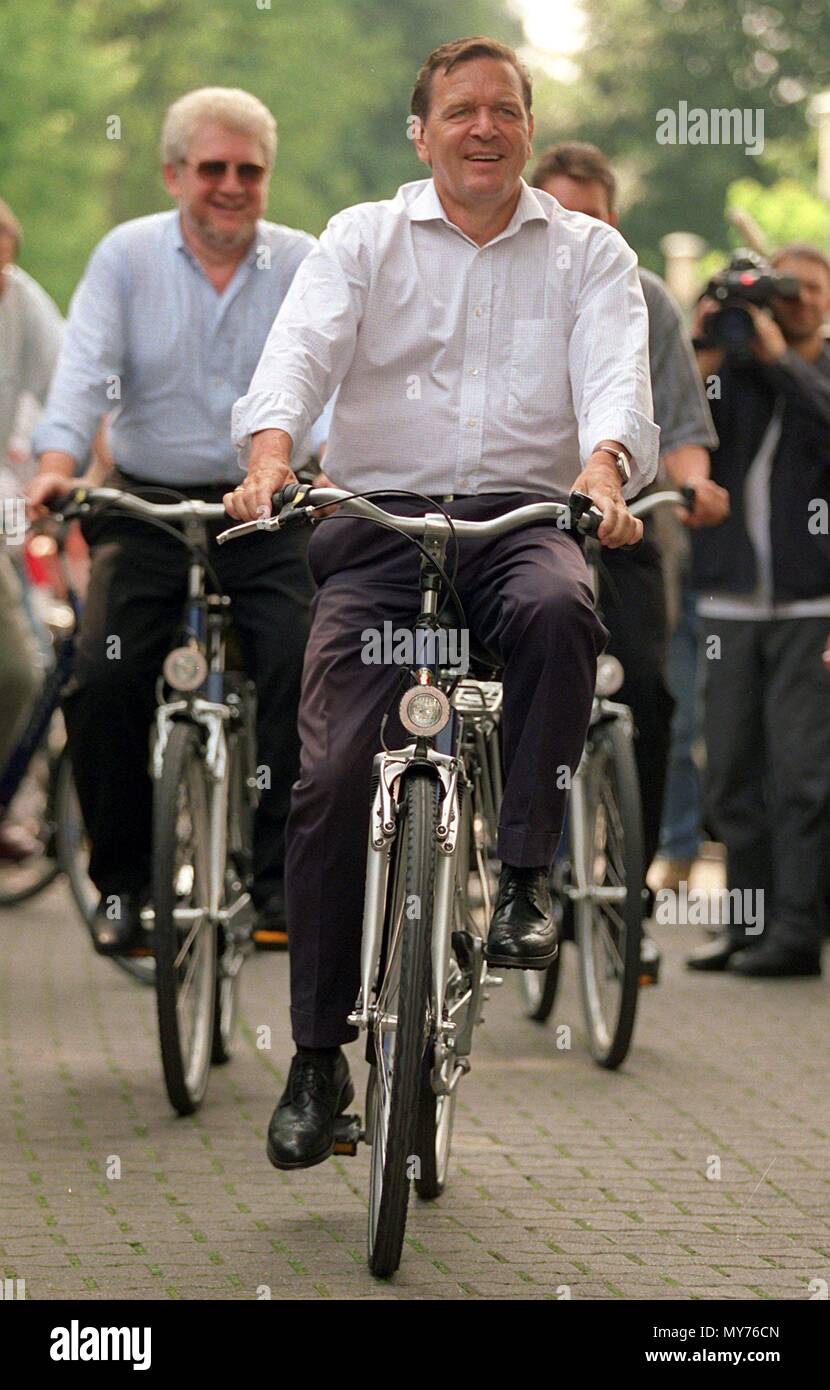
568, 490, 603, 538
45, 487, 85, 514
270, 482, 305, 512
680, 483, 697, 510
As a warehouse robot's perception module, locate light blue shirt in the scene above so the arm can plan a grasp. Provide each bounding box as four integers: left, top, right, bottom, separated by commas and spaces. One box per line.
33, 210, 329, 484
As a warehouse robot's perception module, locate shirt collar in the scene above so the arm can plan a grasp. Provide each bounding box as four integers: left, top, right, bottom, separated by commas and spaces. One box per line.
407, 177, 549, 243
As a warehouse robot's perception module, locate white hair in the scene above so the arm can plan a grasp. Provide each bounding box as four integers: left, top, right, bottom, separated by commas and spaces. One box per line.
161, 87, 277, 168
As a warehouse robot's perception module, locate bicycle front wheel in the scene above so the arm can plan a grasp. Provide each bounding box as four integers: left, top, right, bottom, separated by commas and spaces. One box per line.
575, 718, 644, 1070
368, 769, 436, 1278
153, 722, 216, 1114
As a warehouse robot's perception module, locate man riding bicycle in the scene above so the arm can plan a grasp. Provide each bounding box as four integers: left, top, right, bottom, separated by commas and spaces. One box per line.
225, 38, 659, 1171
28, 87, 327, 954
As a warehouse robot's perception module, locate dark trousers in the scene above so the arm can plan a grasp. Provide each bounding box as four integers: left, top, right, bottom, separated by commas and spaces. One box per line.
285, 495, 607, 1047
599, 531, 675, 872
702, 616, 830, 953
64, 472, 313, 907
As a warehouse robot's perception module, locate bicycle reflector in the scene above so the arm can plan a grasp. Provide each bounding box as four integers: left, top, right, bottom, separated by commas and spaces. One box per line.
163, 646, 208, 692
399, 685, 451, 737
595, 654, 624, 697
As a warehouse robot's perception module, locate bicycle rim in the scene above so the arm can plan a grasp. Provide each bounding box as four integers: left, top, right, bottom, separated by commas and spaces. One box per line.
576, 720, 643, 1069
368, 770, 435, 1278
153, 722, 216, 1113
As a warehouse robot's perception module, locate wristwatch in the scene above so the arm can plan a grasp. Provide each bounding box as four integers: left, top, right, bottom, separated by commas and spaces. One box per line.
594, 446, 631, 486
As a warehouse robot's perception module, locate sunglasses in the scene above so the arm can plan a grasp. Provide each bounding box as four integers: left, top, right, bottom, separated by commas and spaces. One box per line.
181, 159, 267, 186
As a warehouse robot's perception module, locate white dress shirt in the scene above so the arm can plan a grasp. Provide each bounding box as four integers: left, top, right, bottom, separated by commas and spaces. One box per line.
233, 178, 659, 498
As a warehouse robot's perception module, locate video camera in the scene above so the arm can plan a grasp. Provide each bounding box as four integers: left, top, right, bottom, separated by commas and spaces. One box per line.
699, 250, 801, 352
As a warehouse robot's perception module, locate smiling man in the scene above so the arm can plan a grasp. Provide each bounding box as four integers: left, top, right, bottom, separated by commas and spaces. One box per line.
28, 88, 325, 954
228, 38, 658, 1171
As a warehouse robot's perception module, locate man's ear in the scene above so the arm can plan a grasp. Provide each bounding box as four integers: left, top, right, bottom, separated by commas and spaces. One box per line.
162, 163, 181, 200
412, 117, 432, 167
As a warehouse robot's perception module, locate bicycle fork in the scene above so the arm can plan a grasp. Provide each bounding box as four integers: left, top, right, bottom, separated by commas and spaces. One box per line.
347, 747, 461, 1048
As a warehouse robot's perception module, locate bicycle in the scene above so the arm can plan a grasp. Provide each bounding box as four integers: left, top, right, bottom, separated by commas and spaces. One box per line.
48, 486, 258, 1114
0, 525, 153, 983
519, 487, 696, 1069
219, 484, 603, 1278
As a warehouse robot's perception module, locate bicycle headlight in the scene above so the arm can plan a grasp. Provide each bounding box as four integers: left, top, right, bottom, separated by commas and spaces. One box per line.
399, 686, 451, 737
163, 646, 208, 692
595, 654, 624, 697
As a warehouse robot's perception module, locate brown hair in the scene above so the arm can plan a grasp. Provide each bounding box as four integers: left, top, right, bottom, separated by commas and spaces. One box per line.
530, 142, 617, 214
410, 36, 532, 125
771, 242, 830, 282
0, 197, 22, 255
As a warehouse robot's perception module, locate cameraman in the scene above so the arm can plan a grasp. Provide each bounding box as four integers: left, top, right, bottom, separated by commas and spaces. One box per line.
688, 243, 830, 977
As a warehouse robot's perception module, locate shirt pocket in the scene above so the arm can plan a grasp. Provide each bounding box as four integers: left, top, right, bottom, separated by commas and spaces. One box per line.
507, 319, 564, 417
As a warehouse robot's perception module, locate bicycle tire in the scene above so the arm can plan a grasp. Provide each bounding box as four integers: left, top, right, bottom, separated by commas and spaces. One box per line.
153, 721, 216, 1114
0, 736, 60, 907
368, 769, 436, 1278
53, 751, 155, 987
211, 726, 253, 1064
575, 717, 643, 1070
519, 947, 562, 1023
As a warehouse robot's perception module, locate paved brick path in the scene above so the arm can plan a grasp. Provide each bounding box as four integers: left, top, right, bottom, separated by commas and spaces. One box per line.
1, 881, 828, 1300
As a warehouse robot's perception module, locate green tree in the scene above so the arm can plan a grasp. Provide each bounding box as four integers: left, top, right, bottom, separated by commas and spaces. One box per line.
0, 0, 134, 308
532, 0, 830, 270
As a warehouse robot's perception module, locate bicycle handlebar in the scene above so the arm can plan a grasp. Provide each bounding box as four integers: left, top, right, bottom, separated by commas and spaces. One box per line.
45, 486, 229, 522
629, 485, 695, 519
216, 488, 606, 547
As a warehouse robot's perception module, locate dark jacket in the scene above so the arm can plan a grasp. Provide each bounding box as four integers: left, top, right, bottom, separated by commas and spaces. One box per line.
691, 345, 830, 601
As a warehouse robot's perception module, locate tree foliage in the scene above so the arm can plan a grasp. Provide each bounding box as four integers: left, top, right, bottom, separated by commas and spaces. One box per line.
532, 0, 830, 270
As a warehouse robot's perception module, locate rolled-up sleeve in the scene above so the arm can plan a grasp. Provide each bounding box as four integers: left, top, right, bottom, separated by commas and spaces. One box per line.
31, 236, 125, 463
569, 228, 660, 494
232, 210, 370, 467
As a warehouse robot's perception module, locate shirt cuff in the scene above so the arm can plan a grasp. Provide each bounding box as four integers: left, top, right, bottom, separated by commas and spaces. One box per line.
581, 410, 661, 496
231, 389, 313, 470
30, 420, 88, 466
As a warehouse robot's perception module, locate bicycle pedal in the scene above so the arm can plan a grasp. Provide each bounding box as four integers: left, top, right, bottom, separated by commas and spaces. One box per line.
484, 972, 504, 987
332, 1114, 363, 1155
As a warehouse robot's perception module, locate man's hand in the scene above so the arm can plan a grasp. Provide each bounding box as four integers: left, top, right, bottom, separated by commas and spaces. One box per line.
223, 461, 297, 521
223, 428, 297, 520
691, 295, 725, 379
572, 454, 642, 547
746, 303, 787, 365
677, 476, 730, 529
27, 451, 78, 519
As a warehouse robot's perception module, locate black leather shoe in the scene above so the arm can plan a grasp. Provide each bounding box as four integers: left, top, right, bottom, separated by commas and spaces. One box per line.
266, 1050, 354, 1170
685, 936, 746, 972
90, 892, 148, 956
485, 865, 558, 970
729, 942, 821, 978
253, 889, 288, 951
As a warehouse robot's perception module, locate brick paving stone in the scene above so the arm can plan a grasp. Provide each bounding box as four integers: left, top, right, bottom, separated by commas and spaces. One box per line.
1, 883, 828, 1300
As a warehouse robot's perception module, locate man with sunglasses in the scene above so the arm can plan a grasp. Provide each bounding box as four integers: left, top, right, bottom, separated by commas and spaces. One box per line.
28, 87, 326, 954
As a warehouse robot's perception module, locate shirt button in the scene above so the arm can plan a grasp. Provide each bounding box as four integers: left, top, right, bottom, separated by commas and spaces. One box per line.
474, 306, 483, 317
466, 417, 477, 427
469, 368, 479, 376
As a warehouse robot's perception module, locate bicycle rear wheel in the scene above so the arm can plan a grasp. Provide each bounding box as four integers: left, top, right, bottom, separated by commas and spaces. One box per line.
575, 718, 643, 1069
153, 721, 216, 1114
368, 769, 436, 1278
